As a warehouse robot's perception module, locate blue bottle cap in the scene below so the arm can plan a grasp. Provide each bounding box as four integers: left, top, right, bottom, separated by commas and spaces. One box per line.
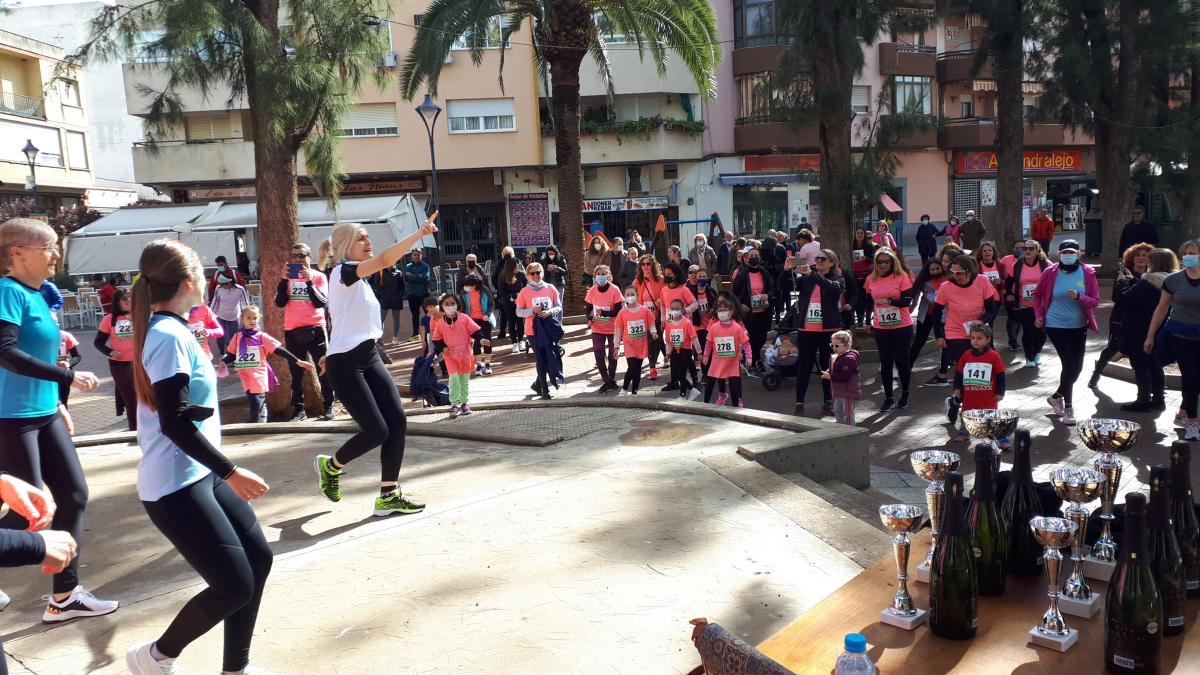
844, 632, 867, 654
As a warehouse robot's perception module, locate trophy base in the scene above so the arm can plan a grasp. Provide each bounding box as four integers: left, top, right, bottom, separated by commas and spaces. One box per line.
1027, 627, 1078, 652
880, 607, 927, 630
915, 562, 930, 584
1058, 592, 1102, 619
1082, 556, 1116, 581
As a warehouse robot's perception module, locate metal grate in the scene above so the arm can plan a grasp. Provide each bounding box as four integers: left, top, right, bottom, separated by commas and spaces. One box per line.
953, 179, 981, 219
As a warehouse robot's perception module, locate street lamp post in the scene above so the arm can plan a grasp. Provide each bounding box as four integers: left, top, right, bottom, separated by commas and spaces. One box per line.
415, 94, 442, 263
21, 139, 41, 213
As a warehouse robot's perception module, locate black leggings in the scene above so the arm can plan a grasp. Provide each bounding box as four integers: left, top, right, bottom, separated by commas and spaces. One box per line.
909, 317, 950, 373
498, 300, 522, 342
1093, 323, 1121, 373
746, 311, 772, 368
284, 326, 334, 411
327, 340, 407, 483
0, 414, 87, 594
624, 357, 644, 393
669, 349, 696, 393
143, 473, 272, 672
1005, 306, 1022, 347
1127, 349, 1165, 403
947, 338, 972, 373
1170, 333, 1200, 417
876, 325, 914, 398
794, 330, 833, 405
472, 320, 493, 356
1045, 326, 1088, 408
855, 282, 872, 325
407, 295, 424, 336
110, 359, 137, 431
648, 318, 664, 368
592, 333, 617, 383
705, 377, 742, 405
1011, 307, 1047, 361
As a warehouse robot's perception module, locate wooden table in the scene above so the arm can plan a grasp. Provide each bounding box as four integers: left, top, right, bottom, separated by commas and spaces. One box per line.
758, 532, 1200, 674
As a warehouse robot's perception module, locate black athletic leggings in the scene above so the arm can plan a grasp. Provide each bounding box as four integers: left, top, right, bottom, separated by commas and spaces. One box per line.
498, 300, 522, 342
705, 376, 742, 405
1127, 349, 1165, 403
284, 326, 334, 410
110, 359, 137, 431
909, 316, 950, 373
327, 339, 407, 483
947, 338, 972, 373
407, 295, 424, 336
1169, 333, 1200, 418
1094, 323, 1121, 373
1011, 307, 1047, 361
794, 330, 833, 405
1045, 326, 1087, 408
746, 312, 772, 368
472, 320, 493, 356
648, 318, 663, 368
592, 333, 617, 383
624, 357, 644, 394
1005, 305, 1022, 347
0, 414, 87, 594
143, 473, 272, 672
875, 325, 914, 398
669, 349, 696, 393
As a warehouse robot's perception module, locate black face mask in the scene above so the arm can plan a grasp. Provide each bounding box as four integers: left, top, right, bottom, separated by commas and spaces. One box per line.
664, 276, 676, 285
748, 259, 760, 268
467, 261, 476, 268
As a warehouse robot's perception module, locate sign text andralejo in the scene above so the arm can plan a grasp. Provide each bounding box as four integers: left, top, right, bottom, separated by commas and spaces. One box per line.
956, 150, 1083, 175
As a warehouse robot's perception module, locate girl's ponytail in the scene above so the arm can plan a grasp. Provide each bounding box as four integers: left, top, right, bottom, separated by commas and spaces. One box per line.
130, 239, 203, 412
130, 274, 155, 408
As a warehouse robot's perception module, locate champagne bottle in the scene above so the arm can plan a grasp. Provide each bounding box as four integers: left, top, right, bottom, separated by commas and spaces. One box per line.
1146, 466, 1185, 637
967, 444, 1007, 595
1001, 430, 1042, 575
1168, 441, 1199, 597
930, 471, 977, 640
1104, 493, 1162, 674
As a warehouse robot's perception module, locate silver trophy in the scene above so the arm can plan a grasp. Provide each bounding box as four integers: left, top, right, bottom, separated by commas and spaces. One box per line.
961, 409, 1019, 480
909, 449, 960, 583
1049, 468, 1106, 618
1076, 419, 1141, 572
1027, 516, 1079, 652
878, 504, 927, 630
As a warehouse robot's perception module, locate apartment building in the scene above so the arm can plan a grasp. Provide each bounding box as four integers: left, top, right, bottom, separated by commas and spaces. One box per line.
0, 29, 96, 211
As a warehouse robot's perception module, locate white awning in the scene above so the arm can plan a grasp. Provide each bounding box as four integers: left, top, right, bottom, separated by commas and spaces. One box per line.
70, 203, 211, 236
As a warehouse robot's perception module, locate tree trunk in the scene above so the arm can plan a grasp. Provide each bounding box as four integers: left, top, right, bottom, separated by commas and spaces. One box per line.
1185, 65, 1200, 238
812, 50, 853, 264
1094, 121, 1134, 271
992, 0, 1024, 251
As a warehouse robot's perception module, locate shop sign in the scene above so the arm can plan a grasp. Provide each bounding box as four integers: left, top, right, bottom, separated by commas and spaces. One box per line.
508, 193, 552, 247
581, 196, 669, 212
340, 179, 425, 195
956, 150, 1083, 175
744, 154, 821, 173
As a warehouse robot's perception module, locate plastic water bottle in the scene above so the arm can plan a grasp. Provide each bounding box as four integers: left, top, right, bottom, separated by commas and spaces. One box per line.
834, 633, 876, 675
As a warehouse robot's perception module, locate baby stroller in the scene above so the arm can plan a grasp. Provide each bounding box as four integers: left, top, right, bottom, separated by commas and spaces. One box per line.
760, 327, 800, 391
409, 354, 451, 408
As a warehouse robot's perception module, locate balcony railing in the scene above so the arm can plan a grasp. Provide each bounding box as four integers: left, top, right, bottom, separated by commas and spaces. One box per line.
0, 92, 46, 119
937, 49, 994, 81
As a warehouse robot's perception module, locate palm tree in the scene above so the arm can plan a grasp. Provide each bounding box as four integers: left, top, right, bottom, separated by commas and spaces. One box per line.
400, 0, 719, 309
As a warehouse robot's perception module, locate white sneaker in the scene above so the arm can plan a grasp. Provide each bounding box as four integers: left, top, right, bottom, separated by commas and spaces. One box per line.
126, 641, 178, 674
617, 390, 630, 397
483, 364, 492, 375
511, 343, 520, 355
1186, 421, 1200, 441
687, 387, 702, 401
228, 666, 285, 675
0, 587, 9, 610
1062, 408, 1077, 426
43, 585, 119, 623
1047, 395, 1065, 416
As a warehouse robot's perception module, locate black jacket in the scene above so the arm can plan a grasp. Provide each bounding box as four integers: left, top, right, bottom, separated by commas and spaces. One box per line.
717, 242, 734, 275
1118, 221, 1158, 255
1117, 272, 1168, 354
781, 270, 847, 331
731, 266, 775, 311
539, 254, 568, 288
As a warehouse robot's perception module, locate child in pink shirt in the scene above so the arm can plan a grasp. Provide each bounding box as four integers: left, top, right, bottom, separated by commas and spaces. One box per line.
188, 303, 225, 372
703, 298, 752, 407
614, 287, 658, 396
223, 306, 313, 423
96, 288, 138, 430
431, 293, 488, 418
663, 298, 702, 400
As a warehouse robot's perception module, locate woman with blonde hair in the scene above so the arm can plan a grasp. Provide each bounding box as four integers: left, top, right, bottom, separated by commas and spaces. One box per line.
0, 218, 114, 624
313, 213, 439, 515
124, 238, 273, 674
1145, 239, 1200, 439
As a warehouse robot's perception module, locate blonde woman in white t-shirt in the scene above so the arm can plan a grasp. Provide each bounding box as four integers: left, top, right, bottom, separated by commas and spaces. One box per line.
314, 212, 438, 516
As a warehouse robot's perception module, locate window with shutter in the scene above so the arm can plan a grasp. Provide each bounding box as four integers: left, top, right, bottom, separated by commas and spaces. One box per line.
66, 131, 88, 170
447, 98, 516, 134
851, 86, 870, 115
185, 113, 233, 141
338, 103, 398, 137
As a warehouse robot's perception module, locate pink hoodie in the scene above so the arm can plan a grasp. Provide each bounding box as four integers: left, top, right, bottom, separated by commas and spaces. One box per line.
1031, 263, 1101, 331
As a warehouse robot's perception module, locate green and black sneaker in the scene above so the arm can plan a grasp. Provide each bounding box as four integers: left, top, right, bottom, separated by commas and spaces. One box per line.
373, 490, 425, 517
314, 454, 343, 502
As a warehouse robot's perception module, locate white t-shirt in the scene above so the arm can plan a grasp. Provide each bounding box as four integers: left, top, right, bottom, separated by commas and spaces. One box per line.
328, 262, 383, 354
135, 314, 217, 501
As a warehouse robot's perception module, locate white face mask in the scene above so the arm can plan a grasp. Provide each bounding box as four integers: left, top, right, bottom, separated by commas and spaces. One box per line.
593, 243, 602, 251
625, 295, 638, 306
668, 309, 682, 320
443, 306, 457, 317
718, 311, 732, 322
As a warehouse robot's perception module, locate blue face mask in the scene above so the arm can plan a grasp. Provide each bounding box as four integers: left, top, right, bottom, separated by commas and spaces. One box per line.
1060, 254, 1078, 266
595, 275, 609, 286
1183, 254, 1200, 269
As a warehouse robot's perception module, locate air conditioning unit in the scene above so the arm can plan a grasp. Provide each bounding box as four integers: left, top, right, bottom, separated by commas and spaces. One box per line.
383, 52, 398, 69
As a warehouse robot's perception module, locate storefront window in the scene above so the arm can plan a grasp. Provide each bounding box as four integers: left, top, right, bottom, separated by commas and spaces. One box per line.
733, 185, 788, 237
440, 204, 503, 262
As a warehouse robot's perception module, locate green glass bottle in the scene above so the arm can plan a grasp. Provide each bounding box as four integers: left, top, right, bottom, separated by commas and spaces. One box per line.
930, 471, 977, 640
1104, 493, 1162, 674
1168, 441, 1199, 597
1146, 466, 1185, 637
967, 444, 1007, 595
1001, 430, 1042, 575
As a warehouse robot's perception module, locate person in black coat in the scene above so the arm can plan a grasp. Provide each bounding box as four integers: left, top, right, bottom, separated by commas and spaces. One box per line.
780, 252, 845, 415
915, 214, 943, 265
731, 249, 775, 374
1116, 253, 1174, 410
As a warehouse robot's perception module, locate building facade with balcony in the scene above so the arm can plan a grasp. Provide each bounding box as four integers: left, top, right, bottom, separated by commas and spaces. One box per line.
0, 30, 96, 211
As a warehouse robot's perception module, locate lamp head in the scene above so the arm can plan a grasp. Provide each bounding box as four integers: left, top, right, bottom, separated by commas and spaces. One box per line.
22, 139, 39, 165
416, 94, 441, 134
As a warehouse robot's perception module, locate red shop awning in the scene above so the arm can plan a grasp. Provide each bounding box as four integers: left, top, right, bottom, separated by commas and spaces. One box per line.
879, 193, 903, 213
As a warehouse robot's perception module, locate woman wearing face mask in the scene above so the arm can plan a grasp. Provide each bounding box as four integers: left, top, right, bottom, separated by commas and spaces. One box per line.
999, 239, 1026, 351
907, 259, 951, 381
585, 265, 624, 393
850, 227, 878, 327
614, 285, 657, 396
864, 248, 917, 412
634, 255, 666, 380
1117, 247, 1176, 412
539, 245, 568, 300
1089, 242, 1153, 389
915, 214, 943, 265
1032, 240, 1100, 427
731, 249, 774, 376
782, 249, 844, 416
933, 255, 999, 383
516, 262, 564, 399
973, 242, 1005, 310
1002, 240, 1049, 367
496, 257, 526, 354
658, 262, 699, 391
689, 234, 717, 272
583, 236, 609, 287
1144, 239, 1200, 440
944, 215, 962, 246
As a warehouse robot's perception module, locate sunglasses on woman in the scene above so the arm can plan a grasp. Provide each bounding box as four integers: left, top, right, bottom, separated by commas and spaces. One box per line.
814, 256, 828, 262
